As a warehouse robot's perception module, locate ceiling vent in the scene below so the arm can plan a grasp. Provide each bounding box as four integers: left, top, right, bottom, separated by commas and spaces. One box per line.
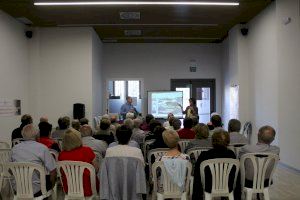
119, 12, 141, 20
124, 30, 142, 36
16, 17, 33, 25
102, 39, 118, 43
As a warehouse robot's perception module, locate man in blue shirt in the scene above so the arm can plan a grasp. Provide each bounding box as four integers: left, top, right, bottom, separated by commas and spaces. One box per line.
120, 96, 138, 119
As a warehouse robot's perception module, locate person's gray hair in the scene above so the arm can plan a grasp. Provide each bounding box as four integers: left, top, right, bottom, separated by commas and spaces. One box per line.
133, 118, 143, 128
21, 124, 38, 140
126, 112, 135, 119
124, 118, 134, 129
258, 125, 276, 144
80, 125, 93, 137
62, 128, 82, 151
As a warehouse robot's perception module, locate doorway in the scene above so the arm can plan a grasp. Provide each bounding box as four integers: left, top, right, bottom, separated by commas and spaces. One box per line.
171, 79, 216, 123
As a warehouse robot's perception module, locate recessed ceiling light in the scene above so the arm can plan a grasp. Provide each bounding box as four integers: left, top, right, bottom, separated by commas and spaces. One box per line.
120, 12, 141, 20
34, 1, 239, 6
124, 30, 142, 36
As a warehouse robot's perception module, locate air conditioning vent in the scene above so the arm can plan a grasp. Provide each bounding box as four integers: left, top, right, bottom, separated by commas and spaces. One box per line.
119, 12, 141, 20
124, 30, 142, 36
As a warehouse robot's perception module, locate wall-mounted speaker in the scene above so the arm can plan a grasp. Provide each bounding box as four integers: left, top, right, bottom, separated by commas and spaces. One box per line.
241, 28, 249, 36
25, 31, 33, 39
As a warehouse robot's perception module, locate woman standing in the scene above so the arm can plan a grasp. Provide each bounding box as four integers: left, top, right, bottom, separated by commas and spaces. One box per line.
179, 98, 199, 119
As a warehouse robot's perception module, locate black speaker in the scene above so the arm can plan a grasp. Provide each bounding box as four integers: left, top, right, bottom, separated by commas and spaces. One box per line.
241, 28, 249, 36
73, 103, 85, 119
25, 31, 33, 39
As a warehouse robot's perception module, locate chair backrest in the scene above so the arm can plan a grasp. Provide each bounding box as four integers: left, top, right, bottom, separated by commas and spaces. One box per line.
57, 161, 97, 198
6, 162, 48, 199
178, 139, 192, 153
49, 149, 59, 162
186, 147, 212, 164
200, 158, 240, 196
0, 149, 11, 175
147, 148, 169, 179
0, 141, 10, 149
143, 139, 155, 160
240, 153, 279, 192
152, 161, 192, 197
228, 143, 247, 158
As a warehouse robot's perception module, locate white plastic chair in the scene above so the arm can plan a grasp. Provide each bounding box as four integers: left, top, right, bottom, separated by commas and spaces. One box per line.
147, 148, 169, 182
0, 141, 10, 149
240, 153, 279, 200
6, 162, 54, 200
228, 143, 247, 158
178, 139, 192, 153
200, 158, 240, 200
152, 161, 192, 200
0, 149, 12, 192
143, 139, 155, 160
49, 150, 59, 162
57, 161, 98, 200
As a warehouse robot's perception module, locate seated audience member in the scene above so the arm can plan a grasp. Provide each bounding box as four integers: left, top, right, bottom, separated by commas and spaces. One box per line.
148, 126, 168, 151
126, 112, 135, 120
108, 121, 139, 148
79, 117, 89, 126
158, 129, 189, 161
178, 118, 196, 139
239, 125, 279, 157
140, 114, 154, 131
40, 116, 48, 123
192, 129, 236, 200
164, 116, 175, 130
110, 115, 120, 130
71, 119, 81, 131
123, 118, 134, 130
131, 118, 145, 145
163, 113, 174, 128
81, 125, 107, 158
94, 118, 115, 145
185, 123, 212, 153
228, 119, 247, 144
11, 124, 57, 197
105, 125, 144, 164
11, 114, 33, 141
58, 128, 99, 197
51, 116, 70, 139
37, 121, 60, 152
144, 120, 162, 141
208, 114, 223, 136
191, 116, 199, 128
172, 118, 182, 131
239, 125, 279, 189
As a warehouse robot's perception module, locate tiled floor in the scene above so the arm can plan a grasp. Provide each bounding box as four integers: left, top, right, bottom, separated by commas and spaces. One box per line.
1, 164, 300, 200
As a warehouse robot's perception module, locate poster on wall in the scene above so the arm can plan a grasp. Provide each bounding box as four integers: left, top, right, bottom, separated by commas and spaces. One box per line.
0, 99, 21, 116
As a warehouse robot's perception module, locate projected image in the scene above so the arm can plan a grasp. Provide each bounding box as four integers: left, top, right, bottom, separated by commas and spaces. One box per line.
148, 91, 183, 118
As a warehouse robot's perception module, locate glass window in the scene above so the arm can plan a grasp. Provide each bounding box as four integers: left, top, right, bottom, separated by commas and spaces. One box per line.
114, 80, 125, 99
128, 80, 140, 98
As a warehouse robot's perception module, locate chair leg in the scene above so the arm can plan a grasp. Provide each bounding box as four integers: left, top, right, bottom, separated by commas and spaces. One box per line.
245, 189, 253, 200
229, 192, 234, 200
204, 192, 212, 200
263, 189, 270, 200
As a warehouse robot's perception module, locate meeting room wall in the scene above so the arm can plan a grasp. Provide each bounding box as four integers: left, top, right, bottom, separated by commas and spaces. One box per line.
28, 27, 103, 127
102, 43, 223, 117
0, 10, 30, 144
223, 0, 300, 170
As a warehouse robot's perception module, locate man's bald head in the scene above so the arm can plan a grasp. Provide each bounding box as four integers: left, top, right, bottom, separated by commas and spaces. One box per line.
258, 125, 276, 144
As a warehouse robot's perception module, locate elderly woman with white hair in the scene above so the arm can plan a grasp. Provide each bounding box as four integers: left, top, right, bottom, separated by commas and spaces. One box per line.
58, 128, 100, 197
11, 124, 57, 197
131, 118, 145, 145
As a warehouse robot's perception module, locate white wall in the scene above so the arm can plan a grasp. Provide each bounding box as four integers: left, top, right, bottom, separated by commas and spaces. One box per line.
92, 30, 103, 122
0, 10, 30, 144
276, 0, 300, 170
103, 43, 223, 116
223, 0, 300, 170
29, 27, 94, 126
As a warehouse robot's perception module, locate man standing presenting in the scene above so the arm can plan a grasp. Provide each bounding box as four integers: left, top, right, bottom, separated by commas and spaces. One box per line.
120, 96, 138, 119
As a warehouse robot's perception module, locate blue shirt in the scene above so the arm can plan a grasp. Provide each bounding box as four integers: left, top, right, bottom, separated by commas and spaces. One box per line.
120, 103, 136, 115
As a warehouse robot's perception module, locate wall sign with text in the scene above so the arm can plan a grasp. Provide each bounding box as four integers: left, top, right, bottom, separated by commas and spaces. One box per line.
0, 99, 21, 116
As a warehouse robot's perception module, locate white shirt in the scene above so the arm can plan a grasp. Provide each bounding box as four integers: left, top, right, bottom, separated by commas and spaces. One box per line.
11, 140, 56, 194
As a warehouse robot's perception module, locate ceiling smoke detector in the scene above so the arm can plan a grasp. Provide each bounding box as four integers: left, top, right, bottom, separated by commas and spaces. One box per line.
120, 12, 141, 20
124, 30, 142, 36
